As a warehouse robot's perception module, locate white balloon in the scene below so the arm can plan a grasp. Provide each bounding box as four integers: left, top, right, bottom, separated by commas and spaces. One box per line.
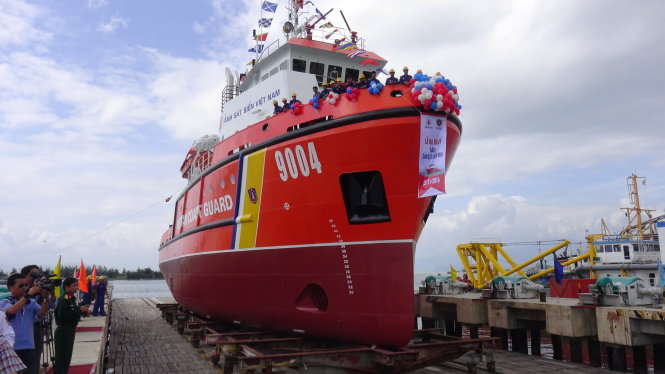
415, 81, 422, 88
445, 107, 451, 113
421, 87, 428, 94
436, 94, 443, 101
426, 92, 432, 100
437, 101, 443, 108
333, 93, 339, 98
418, 94, 424, 101
453, 93, 459, 100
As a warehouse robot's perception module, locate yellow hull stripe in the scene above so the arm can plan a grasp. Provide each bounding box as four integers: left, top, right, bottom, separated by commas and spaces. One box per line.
237, 149, 266, 249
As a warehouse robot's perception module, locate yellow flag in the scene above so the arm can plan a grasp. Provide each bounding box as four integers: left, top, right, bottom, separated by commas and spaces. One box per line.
450, 265, 457, 280
51, 255, 62, 297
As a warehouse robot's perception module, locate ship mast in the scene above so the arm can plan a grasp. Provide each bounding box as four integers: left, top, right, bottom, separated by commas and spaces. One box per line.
620, 174, 656, 241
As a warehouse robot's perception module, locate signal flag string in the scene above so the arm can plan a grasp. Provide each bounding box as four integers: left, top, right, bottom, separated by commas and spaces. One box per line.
32, 195, 175, 265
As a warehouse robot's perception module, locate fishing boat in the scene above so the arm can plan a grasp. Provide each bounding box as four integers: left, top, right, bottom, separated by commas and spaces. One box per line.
158, 0, 463, 347
573, 174, 665, 283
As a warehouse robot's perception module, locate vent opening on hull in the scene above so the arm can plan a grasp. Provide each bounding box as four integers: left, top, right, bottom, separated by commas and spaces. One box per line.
339, 171, 391, 225
295, 283, 328, 312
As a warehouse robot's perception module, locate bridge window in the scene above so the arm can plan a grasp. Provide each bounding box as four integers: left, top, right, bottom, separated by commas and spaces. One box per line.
293, 59, 306, 73
596, 246, 604, 253
279, 60, 288, 71
327, 65, 342, 81
309, 62, 324, 85
345, 68, 359, 82
613, 245, 621, 253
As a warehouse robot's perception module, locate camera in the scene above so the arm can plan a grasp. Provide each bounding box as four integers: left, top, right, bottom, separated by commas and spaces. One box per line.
32, 273, 63, 292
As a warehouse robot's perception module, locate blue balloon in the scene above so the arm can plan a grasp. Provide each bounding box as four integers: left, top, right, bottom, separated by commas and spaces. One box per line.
430, 102, 437, 110
426, 84, 433, 90
290, 104, 295, 110
446, 84, 453, 89
347, 87, 353, 94
436, 77, 444, 83
414, 73, 422, 81
313, 102, 320, 109
444, 79, 450, 85
376, 83, 383, 90
309, 98, 314, 103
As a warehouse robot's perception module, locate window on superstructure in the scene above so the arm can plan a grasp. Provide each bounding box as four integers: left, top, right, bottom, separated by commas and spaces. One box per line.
270, 67, 279, 77
309, 62, 324, 85
649, 273, 656, 286
261, 72, 270, 81
279, 60, 288, 71
345, 68, 359, 82
327, 65, 342, 81
363, 71, 374, 79
293, 59, 307, 73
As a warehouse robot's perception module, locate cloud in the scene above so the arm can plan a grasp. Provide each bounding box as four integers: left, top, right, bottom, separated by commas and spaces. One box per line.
0, 0, 52, 48
98, 15, 129, 34
87, 0, 109, 11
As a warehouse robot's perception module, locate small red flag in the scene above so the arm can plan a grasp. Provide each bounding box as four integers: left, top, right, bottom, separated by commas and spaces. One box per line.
78, 260, 88, 293
360, 59, 379, 66
91, 266, 98, 286
254, 32, 268, 41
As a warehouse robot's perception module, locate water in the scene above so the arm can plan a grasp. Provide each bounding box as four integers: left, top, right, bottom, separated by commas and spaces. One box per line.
110, 279, 173, 299
110, 274, 430, 299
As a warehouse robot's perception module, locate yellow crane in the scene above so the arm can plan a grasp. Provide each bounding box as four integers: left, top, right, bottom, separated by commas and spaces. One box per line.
456, 240, 595, 289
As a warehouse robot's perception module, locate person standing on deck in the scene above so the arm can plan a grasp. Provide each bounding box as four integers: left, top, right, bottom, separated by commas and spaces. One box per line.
54, 278, 88, 374
399, 66, 412, 85
385, 69, 398, 85
92, 277, 107, 316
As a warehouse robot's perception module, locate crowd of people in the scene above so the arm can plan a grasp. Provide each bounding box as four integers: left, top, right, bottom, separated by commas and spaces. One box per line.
0, 265, 108, 374
273, 67, 417, 114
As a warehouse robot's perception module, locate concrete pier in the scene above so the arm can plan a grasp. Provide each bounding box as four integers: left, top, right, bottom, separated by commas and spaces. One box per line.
418, 291, 665, 372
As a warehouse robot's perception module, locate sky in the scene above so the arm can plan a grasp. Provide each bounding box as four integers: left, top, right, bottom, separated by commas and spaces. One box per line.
1, 0, 664, 274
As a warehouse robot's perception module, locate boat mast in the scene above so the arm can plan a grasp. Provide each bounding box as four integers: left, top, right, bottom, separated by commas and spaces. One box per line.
620, 174, 656, 241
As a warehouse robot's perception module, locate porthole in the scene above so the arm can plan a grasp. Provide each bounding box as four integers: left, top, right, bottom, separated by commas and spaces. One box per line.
262, 123, 269, 131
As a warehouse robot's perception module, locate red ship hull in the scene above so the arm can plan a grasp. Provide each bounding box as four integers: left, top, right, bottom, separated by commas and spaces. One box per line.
159, 90, 462, 347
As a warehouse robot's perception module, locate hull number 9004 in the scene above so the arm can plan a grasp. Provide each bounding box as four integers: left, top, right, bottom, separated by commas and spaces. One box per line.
274, 142, 322, 181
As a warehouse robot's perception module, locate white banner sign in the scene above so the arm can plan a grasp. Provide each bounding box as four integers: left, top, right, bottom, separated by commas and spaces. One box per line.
418, 114, 447, 198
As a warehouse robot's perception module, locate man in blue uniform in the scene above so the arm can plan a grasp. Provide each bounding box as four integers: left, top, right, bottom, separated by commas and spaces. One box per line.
289, 92, 301, 106
272, 100, 283, 114
355, 74, 368, 89
318, 82, 330, 100
332, 78, 345, 94
281, 98, 290, 111
54, 277, 88, 374
385, 69, 398, 85
92, 276, 107, 316
399, 66, 412, 85
367, 71, 380, 86
0, 273, 49, 374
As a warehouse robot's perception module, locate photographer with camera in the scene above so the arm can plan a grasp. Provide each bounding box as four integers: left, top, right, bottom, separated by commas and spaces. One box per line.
0, 273, 49, 374
54, 277, 88, 374
21, 265, 57, 372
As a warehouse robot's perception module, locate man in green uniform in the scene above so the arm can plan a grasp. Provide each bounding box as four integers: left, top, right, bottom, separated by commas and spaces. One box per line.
54, 277, 88, 374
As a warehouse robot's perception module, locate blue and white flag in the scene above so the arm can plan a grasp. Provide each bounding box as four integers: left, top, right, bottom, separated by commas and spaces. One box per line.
248, 45, 264, 53
658, 259, 665, 287
376, 68, 389, 75
258, 18, 273, 27
347, 50, 364, 58
262, 1, 277, 12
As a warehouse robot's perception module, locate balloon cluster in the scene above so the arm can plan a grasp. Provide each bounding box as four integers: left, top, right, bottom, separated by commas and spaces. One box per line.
346, 87, 359, 101
309, 97, 320, 109
368, 82, 383, 95
290, 101, 303, 114
326, 92, 340, 105
410, 72, 461, 115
